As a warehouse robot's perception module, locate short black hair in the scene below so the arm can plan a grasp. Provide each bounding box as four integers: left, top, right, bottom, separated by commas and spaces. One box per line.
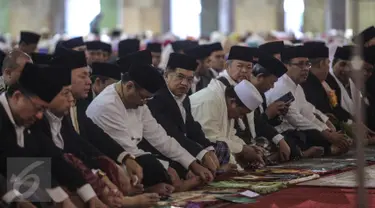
91, 75, 109, 84
224, 86, 246, 108
252, 64, 272, 77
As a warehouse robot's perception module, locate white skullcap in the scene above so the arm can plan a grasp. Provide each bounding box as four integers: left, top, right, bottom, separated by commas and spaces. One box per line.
234, 80, 263, 111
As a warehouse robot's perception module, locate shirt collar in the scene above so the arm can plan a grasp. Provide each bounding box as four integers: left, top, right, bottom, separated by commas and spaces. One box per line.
45, 110, 63, 124
0, 93, 20, 128
283, 74, 298, 89
220, 70, 238, 86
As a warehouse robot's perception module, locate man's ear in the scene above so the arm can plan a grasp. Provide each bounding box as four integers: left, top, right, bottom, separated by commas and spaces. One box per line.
125, 81, 135, 90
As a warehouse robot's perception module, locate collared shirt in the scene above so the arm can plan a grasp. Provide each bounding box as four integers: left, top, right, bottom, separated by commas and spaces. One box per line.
219, 70, 283, 144
209, 68, 220, 78
0, 93, 25, 147
266, 74, 329, 133
86, 83, 196, 170
70, 106, 80, 134
45, 110, 64, 149
168, 89, 187, 123
190, 76, 201, 94
167, 88, 214, 161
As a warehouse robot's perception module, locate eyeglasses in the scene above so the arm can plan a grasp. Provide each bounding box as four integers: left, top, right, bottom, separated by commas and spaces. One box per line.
172, 73, 194, 84
289, 62, 312, 69
135, 89, 154, 102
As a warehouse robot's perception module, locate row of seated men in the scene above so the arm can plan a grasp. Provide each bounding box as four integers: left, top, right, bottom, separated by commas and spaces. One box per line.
0, 26, 375, 207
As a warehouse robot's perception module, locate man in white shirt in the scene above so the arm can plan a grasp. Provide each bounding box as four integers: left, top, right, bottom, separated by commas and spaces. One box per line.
190, 76, 266, 168
86, 64, 214, 193
38, 63, 160, 207
266, 45, 351, 156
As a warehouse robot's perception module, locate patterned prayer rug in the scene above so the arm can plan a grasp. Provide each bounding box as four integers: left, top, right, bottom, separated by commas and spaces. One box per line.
298, 165, 375, 188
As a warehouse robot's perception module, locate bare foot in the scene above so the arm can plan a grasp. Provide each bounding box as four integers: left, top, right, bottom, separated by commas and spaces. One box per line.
144, 183, 174, 196
121, 193, 160, 208
174, 176, 202, 192
330, 145, 349, 155
302, 146, 324, 158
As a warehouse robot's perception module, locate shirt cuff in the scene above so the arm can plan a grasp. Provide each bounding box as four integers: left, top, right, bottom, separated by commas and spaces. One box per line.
2, 189, 22, 204
196, 149, 208, 162
77, 184, 96, 203
272, 134, 284, 145
228, 141, 244, 154
206, 146, 215, 151
45, 186, 69, 203
117, 152, 135, 164
157, 159, 169, 170
347, 119, 353, 125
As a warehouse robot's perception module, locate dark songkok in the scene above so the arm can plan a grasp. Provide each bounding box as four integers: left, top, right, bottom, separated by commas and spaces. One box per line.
62, 37, 85, 49
146, 43, 162, 53
172, 40, 199, 52
100, 42, 112, 53
184, 45, 212, 60
208, 42, 223, 53
86, 41, 103, 51
18, 63, 69, 103
281, 46, 307, 62
19, 31, 41, 44
259, 41, 284, 55
304, 41, 329, 58
31, 53, 53, 65
50, 47, 87, 70
128, 64, 165, 94
334, 46, 353, 61
91, 62, 122, 80
118, 39, 140, 58
0, 50, 5, 73
352, 26, 375, 44
255, 52, 287, 78
167, 53, 198, 71
363, 46, 375, 65
227, 46, 257, 62
117, 50, 152, 73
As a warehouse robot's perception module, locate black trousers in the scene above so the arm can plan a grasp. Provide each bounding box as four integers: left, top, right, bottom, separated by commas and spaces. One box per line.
135, 154, 172, 187
283, 129, 332, 156
138, 140, 190, 179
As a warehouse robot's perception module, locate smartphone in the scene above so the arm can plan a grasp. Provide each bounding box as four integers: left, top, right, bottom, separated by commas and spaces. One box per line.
276, 92, 295, 103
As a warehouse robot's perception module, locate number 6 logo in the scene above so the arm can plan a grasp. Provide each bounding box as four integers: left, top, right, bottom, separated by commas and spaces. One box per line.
10, 161, 44, 199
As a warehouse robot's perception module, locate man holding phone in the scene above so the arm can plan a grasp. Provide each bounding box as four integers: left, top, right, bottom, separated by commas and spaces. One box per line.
266, 46, 351, 156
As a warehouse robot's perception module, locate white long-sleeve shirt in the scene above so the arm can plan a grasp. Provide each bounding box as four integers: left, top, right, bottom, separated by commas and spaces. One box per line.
86, 83, 196, 170
265, 74, 329, 133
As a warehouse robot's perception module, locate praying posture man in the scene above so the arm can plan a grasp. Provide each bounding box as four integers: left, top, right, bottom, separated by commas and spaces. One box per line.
190, 70, 266, 169
266, 46, 351, 156
0, 63, 101, 208
147, 52, 234, 176
86, 64, 214, 193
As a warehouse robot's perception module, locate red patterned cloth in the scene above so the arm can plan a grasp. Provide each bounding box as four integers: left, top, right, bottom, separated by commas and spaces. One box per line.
230, 187, 375, 208
63, 153, 106, 194
96, 156, 125, 193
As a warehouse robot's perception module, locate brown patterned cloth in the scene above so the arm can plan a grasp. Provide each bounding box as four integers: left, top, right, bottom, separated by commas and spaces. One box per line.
96, 156, 126, 194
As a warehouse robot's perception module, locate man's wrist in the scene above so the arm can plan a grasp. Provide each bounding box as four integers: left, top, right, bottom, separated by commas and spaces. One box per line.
122, 154, 136, 164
